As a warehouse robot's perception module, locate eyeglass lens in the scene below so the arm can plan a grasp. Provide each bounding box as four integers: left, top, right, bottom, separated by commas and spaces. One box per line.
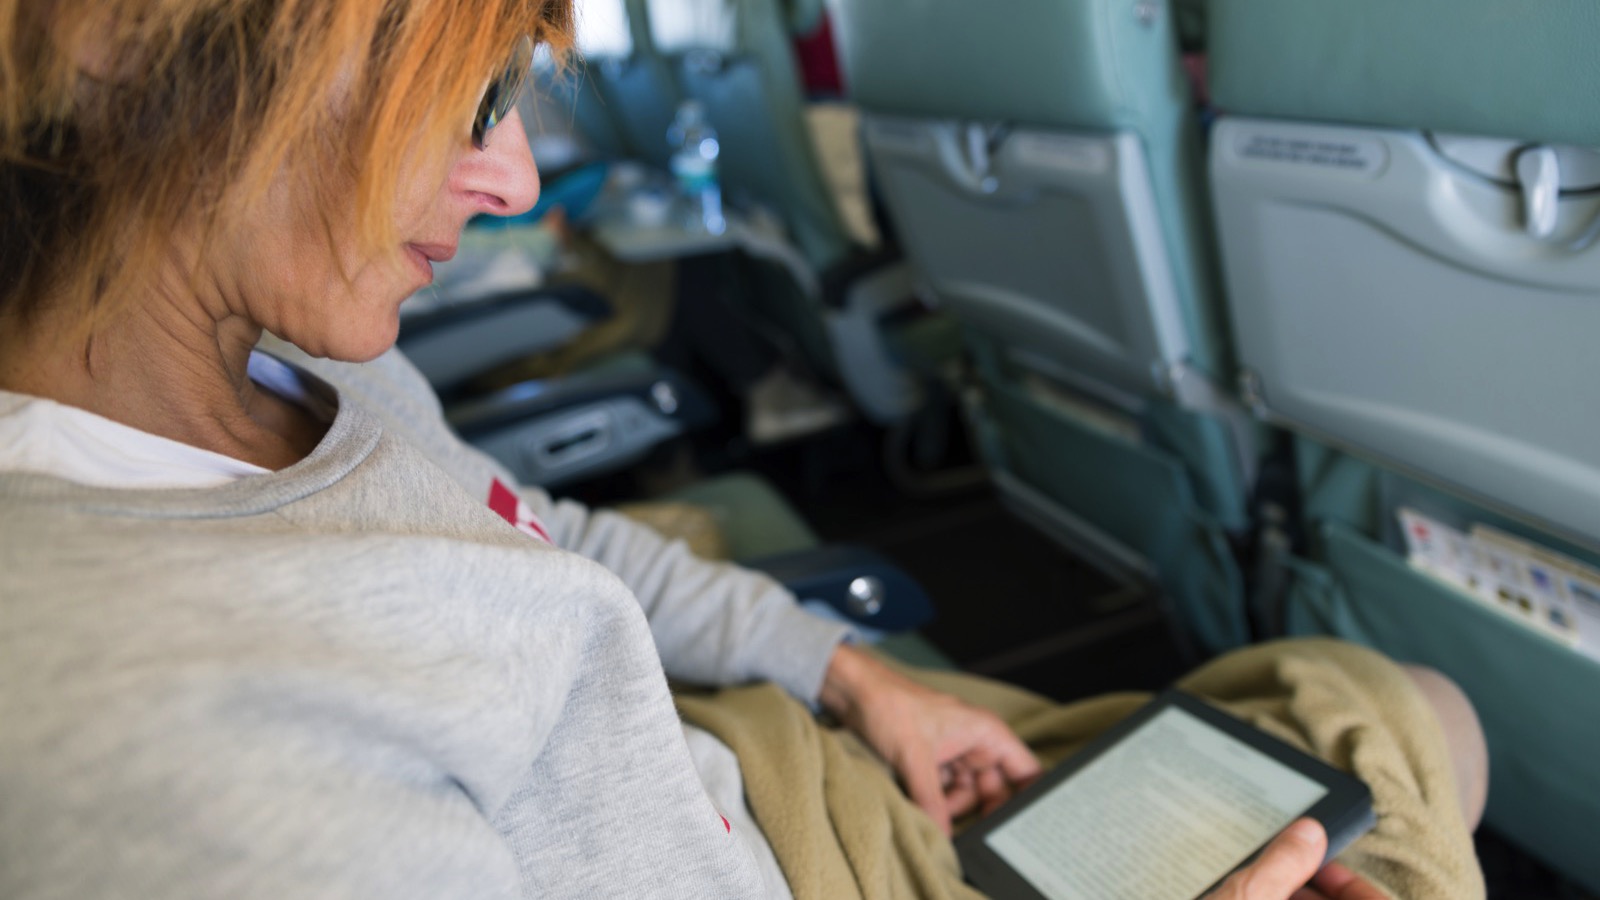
472, 34, 534, 150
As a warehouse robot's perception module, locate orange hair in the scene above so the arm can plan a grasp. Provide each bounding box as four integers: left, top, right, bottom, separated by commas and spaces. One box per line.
0, 0, 573, 329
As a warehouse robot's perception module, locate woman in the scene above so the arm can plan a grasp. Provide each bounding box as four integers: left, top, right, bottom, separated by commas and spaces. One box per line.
0, 1, 1484, 897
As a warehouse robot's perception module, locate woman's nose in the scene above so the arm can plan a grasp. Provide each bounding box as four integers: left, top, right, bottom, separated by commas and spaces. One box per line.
453, 106, 540, 217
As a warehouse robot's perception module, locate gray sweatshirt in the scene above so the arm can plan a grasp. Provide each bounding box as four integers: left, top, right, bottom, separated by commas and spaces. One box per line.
0, 342, 850, 899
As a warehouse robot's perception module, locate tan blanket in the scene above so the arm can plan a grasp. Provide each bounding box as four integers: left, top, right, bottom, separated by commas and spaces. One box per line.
676, 638, 1483, 900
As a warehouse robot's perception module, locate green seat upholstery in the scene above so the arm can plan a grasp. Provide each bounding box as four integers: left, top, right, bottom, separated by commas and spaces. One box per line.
1279, 439, 1600, 893
828, 0, 1255, 651
666, 471, 819, 560
1209, 0, 1600, 147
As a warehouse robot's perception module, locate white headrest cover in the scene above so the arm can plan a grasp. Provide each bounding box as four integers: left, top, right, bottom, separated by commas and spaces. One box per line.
647, 0, 739, 55
576, 0, 634, 58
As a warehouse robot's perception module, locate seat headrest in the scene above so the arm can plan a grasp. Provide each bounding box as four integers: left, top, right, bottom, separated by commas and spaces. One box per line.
1208, 0, 1600, 147
575, 0, 634, 58
827, 0, 1189, 133
648, 0, 740, 55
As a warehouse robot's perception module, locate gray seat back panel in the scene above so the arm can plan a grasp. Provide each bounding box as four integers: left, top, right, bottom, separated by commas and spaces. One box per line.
1213, 117, 1600, 547
864, 116, 1193, 401
829, 0, 1230, 382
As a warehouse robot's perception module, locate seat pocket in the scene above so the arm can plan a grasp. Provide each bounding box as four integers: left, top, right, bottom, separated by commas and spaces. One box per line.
978, 374, 1246, 651
1288, 521, 1600, 891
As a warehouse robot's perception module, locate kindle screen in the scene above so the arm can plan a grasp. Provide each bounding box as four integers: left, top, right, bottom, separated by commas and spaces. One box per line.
983, 705, 1329, 900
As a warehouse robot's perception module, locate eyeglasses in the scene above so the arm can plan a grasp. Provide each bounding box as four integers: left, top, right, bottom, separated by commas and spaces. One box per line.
471, 34, 535, 150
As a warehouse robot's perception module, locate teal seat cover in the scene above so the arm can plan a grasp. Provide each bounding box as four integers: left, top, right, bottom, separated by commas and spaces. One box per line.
971, 342, 1248, 651
1287, 437, 1600, 892
1289, 524, 1600, 894
829, 0, 1228, 377
1208, 0, 1600, 146
830, 0, 1186, 136
666, 472, 820, 560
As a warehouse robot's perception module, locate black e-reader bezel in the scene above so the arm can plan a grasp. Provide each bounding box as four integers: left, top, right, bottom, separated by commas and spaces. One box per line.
954, 689, 1376, 900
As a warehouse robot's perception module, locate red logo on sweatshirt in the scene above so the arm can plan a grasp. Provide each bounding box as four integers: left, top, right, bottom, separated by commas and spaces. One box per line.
487, 478, 553, 544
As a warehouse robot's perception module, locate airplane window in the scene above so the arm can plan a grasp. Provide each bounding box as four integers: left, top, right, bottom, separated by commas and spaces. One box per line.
575, 0, 633, 58
648, 0, 738, 55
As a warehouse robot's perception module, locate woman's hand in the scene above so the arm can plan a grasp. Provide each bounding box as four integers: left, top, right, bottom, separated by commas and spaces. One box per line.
1206, 819, 1388, 900
818, 643, 1041, 835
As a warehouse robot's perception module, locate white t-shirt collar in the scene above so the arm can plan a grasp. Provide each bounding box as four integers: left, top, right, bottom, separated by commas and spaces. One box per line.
0, 350, 319, 490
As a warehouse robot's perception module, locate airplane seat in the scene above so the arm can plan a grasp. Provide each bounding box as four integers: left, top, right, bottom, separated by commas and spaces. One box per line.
534, 0, 630, 162
541, 0, 684, 168
827, 0, 1257, 651
644, 0, 857, 272
1204, 0, 1600, 888
616, 0, 966, 427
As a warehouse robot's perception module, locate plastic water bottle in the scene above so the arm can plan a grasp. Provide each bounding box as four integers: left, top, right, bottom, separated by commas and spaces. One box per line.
667, 101, 726, 235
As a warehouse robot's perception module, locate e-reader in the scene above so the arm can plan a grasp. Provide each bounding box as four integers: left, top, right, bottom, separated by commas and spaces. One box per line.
955, 690, 1375, 900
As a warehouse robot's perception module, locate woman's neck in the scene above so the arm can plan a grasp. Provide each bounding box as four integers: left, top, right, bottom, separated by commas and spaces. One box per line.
0, 295, 327, 471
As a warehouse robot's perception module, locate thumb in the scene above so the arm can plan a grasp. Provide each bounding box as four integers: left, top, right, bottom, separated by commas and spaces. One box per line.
1209, 819, 1328, 900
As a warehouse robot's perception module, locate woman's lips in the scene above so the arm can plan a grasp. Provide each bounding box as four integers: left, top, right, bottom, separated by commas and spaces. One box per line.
404, 242, 456, 283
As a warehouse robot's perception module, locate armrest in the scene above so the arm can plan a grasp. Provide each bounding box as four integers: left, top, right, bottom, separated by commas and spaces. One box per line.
397, 284, 612, 392
818, 254, 929, 424
820, 248, 905, 311
745, 543, 934, 634
447, 363, 715, 436
446, 363, 717, 488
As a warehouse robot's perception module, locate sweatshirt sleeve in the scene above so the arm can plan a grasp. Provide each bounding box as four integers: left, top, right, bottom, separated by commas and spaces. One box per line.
525, 488, 852, 704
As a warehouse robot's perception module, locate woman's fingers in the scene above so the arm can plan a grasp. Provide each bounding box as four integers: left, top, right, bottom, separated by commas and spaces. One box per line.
897, 742, 953, 835
973, 764, 1011, 815
943, 764, 981, 820
1207, 819, 1328, 900
1309, 862, 1390, 900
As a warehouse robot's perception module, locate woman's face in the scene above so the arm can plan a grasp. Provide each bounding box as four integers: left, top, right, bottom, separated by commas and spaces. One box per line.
201, 103, 541, 363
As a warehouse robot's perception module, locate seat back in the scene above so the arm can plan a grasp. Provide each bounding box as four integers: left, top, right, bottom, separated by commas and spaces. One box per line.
829, 0, 1229, 401
542, 0, 683, 167
645, 0, 856, 271
1206, 0, 1600, 888
828, 0, 1254, 651
1207, 0, 1600, 550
